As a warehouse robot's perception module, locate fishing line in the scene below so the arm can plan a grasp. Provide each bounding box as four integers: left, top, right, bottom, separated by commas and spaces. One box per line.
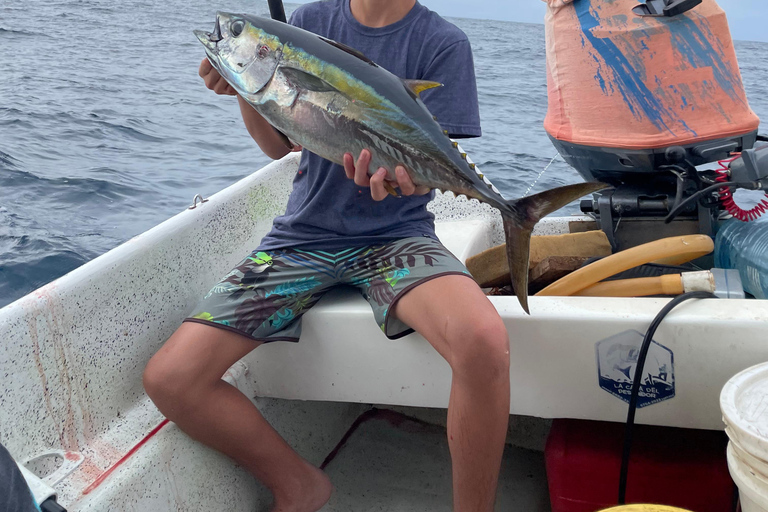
524, 154, 560, 197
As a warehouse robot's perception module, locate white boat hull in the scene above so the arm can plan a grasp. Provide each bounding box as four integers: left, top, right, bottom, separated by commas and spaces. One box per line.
2, 153, 766, 509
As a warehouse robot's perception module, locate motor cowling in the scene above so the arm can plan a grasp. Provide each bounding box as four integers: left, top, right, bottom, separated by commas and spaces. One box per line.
544, 0, 760, 185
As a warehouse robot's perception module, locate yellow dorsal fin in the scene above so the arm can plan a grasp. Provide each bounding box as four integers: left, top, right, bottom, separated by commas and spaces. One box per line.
403, 79, 443, 96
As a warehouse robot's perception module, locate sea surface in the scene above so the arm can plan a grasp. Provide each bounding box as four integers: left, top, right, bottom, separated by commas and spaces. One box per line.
1, 1, 767, 307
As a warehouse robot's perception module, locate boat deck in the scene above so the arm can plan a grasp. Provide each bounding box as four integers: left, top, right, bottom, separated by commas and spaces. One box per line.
319, 409, 551, 512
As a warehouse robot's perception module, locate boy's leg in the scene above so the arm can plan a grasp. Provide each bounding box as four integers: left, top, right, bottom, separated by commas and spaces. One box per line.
143, 322, 332, 512
393, 274, 510, 512
144, 248, 336, 512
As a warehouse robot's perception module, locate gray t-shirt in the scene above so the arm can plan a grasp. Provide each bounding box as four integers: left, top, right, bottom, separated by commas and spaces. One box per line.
257, 0, 482, 251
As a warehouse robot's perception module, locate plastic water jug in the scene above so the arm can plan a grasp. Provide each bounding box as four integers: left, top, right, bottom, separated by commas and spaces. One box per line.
714, 217, 768, 299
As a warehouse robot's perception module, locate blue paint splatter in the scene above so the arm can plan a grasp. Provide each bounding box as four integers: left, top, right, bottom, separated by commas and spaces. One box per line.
574, 0, 684, 135
680, 120, 697, 136
667, 12, 745, 108
592, 54, 608, 94
618, 35, 648, 82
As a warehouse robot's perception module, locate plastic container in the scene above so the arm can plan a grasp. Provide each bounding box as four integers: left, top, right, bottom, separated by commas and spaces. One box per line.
727, 443, 768, 512
721, 362, 768, 512
715, 217, 768, 299
545, 419, 734, 512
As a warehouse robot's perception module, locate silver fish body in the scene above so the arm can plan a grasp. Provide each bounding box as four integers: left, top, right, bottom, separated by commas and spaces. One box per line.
196, 13, 607, 313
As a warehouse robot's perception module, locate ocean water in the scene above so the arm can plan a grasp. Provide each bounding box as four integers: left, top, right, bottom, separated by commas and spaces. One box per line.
1, 1, 767, 308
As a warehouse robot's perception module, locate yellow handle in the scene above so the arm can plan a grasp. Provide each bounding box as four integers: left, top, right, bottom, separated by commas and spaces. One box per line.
575, 274, 684, 297
535, 235, 714, 297
599, 506, 694, 512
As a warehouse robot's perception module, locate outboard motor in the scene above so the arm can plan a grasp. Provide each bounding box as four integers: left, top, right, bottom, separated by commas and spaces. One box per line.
544, 0, 762, 250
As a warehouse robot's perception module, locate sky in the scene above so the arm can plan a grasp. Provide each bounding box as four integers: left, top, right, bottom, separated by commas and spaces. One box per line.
293, 0, 767, 43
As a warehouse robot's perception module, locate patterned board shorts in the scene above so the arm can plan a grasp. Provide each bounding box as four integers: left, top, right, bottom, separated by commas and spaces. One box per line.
184, 236, 473, 342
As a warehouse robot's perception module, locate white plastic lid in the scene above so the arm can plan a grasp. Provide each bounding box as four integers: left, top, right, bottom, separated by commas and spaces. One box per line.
721, 361, 768, 463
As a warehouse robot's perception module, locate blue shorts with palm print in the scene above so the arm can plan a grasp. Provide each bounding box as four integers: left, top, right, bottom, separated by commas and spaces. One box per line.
184, 236, 471, 341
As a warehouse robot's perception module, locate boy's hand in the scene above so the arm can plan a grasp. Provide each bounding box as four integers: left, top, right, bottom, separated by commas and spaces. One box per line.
199, 59, 238, 96
343, 149, 431, 201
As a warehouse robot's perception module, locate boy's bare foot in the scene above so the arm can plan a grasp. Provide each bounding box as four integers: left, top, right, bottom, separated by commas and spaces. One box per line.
271, 463, 333, 512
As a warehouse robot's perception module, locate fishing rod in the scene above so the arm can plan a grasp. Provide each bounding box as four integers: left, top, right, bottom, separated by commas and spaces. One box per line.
267, 0, 287, 23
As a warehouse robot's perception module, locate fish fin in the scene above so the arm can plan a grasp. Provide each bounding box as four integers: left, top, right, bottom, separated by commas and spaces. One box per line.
383, 181, 400, 197
402, 79, 443, 97
502, 182, 609, 314
279, 67, 337, 93
318, 36, 378, 67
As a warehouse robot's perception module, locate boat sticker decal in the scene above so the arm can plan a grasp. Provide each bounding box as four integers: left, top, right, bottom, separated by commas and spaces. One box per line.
596, 329, 675, 408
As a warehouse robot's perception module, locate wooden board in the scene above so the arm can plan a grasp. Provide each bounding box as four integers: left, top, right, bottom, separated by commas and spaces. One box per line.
467, 231, 611, 288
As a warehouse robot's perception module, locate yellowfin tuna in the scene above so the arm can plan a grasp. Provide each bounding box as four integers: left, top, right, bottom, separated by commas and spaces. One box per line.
195, 13, 607, 313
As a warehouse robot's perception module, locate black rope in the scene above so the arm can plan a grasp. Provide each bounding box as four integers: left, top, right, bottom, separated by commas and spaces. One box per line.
664, 181, 759, 224
618, 291, 718, 504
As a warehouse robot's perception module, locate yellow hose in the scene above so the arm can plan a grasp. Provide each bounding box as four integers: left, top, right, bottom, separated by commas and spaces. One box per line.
575, 274, 684, 297
535, 235, 714, 297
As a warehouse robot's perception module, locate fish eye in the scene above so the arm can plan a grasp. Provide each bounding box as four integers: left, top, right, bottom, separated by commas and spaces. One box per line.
258, 45, 270, 58
230, 20, 245, 37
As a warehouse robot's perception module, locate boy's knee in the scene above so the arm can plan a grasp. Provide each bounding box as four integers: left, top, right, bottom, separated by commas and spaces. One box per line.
142, 355, 169, 403
143, 353, 195, 412
450, 316, 510, 381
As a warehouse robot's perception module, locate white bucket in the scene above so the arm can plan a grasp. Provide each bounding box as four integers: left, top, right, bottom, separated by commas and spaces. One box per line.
721, 361, 768, 512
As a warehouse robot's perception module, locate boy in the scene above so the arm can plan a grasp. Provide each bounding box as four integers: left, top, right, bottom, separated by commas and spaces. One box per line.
144, 1, 510, 510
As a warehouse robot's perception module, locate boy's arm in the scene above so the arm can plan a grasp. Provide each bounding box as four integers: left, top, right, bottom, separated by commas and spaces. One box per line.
199, 59, 294, 160
541, 0, 573, 10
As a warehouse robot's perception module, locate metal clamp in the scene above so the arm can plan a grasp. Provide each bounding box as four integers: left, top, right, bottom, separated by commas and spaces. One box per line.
633, 0, 702, 17
188, 194, 209, 210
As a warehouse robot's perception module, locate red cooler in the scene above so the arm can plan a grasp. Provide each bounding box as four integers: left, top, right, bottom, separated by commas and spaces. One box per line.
545, 419, 735, 512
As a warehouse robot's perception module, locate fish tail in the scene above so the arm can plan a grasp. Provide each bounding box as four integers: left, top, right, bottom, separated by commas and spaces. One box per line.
501, 182, 608, 314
